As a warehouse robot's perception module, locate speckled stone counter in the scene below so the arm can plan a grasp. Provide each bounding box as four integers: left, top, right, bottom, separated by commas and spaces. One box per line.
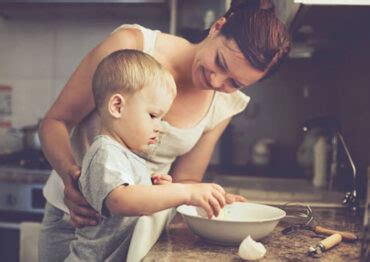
0, 167, 50, 184
143, 208, 363, 261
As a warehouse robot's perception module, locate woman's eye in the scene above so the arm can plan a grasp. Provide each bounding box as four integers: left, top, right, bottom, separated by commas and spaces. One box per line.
230, 79, 242, 89
231, 80, 238, 88
149, 113, 156, 119
216, 55, 225, 70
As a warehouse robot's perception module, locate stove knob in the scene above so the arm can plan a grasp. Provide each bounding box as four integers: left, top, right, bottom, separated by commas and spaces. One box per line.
5, 193, 17, 207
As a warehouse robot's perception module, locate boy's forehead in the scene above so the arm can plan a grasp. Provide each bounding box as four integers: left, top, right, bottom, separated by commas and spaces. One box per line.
135, 84, 174, 104
150, 84, 175, 97
149, 85, 174, 106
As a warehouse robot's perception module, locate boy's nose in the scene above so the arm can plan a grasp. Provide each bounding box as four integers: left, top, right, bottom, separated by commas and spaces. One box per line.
153, 121, 161, 133
209, 71, 228, 90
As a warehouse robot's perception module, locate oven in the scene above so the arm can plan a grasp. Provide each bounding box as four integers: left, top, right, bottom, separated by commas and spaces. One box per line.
0, 149, 50, 261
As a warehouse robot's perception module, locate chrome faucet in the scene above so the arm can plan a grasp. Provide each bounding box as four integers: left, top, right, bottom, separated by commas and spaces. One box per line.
301, 116, 359, 211
330, 132, 359, 212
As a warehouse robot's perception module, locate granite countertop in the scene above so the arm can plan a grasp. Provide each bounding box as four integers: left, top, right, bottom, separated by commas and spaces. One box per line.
144, 208, 363, 261
208, 174, 348, 208
0, 167, 50, 184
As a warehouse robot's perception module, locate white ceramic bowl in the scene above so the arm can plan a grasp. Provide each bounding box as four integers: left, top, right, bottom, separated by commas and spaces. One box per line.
177, 202, 286, 245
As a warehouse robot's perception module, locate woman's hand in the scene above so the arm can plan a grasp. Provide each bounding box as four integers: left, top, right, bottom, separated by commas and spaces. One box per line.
225, 192, 247, 204
62, 165, 100, 228
151, 173, 172, 185
185, 183, 226, 219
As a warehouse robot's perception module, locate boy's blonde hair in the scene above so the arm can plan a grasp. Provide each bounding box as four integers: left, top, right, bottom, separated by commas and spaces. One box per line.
92, 49, 176, 109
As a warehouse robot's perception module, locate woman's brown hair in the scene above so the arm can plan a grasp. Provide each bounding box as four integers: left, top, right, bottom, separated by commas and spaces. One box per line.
221, 0, 290, 75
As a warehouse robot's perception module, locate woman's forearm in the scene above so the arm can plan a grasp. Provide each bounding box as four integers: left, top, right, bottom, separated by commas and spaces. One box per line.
106, 183, 189, 216
39, 118, 77, 182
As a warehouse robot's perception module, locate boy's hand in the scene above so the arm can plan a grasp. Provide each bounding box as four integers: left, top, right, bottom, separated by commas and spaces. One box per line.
185, 183, 226, 219
225, 192, 247, 204
151, 173, 172, 185
63, 165, 100, 228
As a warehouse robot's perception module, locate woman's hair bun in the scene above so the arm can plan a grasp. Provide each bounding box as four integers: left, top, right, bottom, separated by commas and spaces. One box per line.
230, 0, 274, 12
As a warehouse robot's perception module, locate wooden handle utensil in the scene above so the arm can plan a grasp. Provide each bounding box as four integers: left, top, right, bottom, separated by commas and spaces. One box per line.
308, 233, 342, 257
313, 226, 358, 241
320, 233, 342, 250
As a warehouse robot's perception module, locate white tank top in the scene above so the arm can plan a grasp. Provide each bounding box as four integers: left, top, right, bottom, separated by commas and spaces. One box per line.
43, 24, 250, 212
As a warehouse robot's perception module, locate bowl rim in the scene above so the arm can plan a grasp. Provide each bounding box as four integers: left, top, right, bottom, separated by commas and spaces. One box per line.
176, 202, 286, 223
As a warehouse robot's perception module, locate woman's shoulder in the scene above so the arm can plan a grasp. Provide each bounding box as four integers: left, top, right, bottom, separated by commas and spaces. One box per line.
216, 90, 250, 107
156, 32, 189, 48
109, 25, 145, 50
110, 24, 183, 55
205, 91, 250, 131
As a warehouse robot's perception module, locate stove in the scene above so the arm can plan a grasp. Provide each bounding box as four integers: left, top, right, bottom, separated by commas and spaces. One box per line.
0, 149, 51, 170
0, 149, 51, 214
0, 149, 52, 261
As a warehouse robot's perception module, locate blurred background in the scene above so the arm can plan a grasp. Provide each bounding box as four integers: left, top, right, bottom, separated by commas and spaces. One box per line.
0, 0, 369, 260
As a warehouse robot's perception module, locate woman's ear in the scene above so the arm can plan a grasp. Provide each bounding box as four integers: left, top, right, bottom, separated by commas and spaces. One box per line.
209, 17, 226, 35
107, 93, 125, 118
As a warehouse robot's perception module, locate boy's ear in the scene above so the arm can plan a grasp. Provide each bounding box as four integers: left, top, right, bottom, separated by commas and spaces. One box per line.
107, 93, 125, 118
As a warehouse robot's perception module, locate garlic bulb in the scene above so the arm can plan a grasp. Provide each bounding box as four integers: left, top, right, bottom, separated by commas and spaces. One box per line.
238, 235, 266, 260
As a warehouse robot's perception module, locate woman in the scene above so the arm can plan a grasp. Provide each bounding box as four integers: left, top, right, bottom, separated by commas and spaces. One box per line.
39, 0, 290, 260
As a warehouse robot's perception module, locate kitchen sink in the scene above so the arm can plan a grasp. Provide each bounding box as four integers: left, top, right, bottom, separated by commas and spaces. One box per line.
209, 174, 346, 208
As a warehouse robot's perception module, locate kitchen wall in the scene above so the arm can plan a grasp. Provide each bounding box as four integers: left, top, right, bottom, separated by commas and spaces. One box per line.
223, 58, 334, 174
0, 4, 170, 153
0, 3, 368, 185
224, 6, 370, 187
0, 4, 169, 129
332, 32, 370, 188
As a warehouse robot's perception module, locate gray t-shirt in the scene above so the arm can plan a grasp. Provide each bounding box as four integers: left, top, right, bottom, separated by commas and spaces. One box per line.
65, 135, 152, 262
43, 23, 250, 215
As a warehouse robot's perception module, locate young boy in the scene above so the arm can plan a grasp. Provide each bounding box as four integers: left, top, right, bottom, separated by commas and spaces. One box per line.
65, 50, 226, 261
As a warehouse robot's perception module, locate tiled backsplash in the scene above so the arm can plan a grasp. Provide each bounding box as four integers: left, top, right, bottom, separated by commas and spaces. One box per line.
0, 14, 167, 128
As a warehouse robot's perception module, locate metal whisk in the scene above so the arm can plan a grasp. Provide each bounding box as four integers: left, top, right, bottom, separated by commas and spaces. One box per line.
281, 202, 313, 235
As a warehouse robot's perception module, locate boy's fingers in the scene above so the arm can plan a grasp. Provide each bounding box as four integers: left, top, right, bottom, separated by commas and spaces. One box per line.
209, 197, 221, 217
212, 190, 226, 208
201, 202, 214, 219
225, 193, 247, 204
151, 174, 172, 185
212, 183, 225, 195
151, 172, 162, 178
234, 194, 247, 202
160, 174, 172, 182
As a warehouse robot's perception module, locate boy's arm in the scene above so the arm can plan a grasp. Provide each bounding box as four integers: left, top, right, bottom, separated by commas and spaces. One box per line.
105, 183, 226, 219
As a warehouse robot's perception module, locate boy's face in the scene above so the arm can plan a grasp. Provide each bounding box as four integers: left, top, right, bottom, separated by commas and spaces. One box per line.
117, 84, 174, 152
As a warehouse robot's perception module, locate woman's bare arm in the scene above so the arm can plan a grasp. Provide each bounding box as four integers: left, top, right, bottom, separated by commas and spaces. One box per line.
39, 28, 143, 227
170, 118, 231, 183
170, 118, 247, 203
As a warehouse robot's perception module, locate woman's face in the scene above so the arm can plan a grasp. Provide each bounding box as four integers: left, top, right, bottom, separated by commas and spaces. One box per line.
192, 20, 265, 93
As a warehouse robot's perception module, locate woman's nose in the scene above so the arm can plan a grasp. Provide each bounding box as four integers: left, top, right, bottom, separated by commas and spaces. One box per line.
209, 71, 228, 89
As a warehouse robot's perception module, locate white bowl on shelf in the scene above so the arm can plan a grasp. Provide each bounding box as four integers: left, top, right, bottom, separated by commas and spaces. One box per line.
176, 202, 286, 245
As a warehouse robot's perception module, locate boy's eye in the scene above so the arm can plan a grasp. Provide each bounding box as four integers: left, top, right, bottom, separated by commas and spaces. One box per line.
149, 113, 156, 119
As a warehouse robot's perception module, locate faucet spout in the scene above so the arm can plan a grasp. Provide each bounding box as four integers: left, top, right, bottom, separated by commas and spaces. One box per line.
336, 132, 358, 212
